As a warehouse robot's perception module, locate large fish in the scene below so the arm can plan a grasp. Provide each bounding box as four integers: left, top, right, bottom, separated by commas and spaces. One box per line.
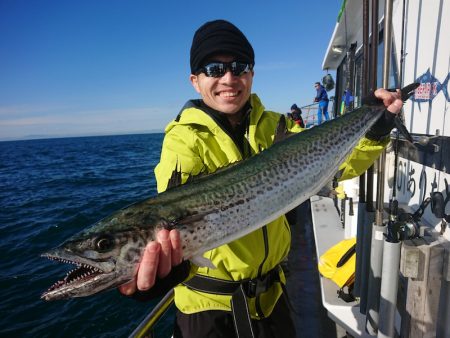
41, 84, 418, 301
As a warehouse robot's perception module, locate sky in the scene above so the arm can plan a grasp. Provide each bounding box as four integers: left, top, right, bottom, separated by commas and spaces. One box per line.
0, 0, 342, 141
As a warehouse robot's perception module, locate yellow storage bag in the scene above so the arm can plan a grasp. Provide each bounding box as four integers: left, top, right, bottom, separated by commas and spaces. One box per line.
318, 237, 356, 289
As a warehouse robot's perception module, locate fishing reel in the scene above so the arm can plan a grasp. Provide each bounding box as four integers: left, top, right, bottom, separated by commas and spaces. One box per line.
430, 179, 450, 234
391, 212, 422, 242
385, 196, 429, 242
385, 209, 421, 243
386, 178, 450, 242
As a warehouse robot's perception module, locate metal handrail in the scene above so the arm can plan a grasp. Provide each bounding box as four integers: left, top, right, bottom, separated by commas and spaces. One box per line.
298, 103, 319, 127
128, 289, 175, 338
298, 99, 335, 127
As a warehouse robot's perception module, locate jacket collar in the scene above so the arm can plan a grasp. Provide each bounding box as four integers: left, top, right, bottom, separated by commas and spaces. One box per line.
166, 93, 266, 135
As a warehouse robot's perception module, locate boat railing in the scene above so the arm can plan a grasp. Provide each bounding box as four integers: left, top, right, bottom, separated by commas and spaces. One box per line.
299, 99, 335, 128
128, 289, 175, 338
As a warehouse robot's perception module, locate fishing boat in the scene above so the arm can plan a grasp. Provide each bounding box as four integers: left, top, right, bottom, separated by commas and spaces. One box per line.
313, 0, 450, 337
129, 0, 450, 337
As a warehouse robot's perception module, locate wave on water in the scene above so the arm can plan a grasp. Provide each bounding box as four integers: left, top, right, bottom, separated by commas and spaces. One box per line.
0, 133, 175, 338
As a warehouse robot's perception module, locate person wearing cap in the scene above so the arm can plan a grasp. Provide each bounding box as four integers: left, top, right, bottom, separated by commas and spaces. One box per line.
119, 19, 404, 338
290, 104, 305, 128
314, 82, 330, 124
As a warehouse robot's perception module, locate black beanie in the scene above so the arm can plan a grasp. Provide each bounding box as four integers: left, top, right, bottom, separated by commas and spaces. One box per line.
190, 20, 255, 74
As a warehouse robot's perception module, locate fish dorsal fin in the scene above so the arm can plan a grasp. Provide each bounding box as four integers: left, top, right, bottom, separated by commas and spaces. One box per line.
166, 161, 236, 191
401, 82, 420, 102
273, 114, 296, 144
166, 161, 199, 191
394, 83, 420, 144
167, 160, 183, 190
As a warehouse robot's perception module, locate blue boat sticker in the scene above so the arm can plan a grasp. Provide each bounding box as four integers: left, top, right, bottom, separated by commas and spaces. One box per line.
411, 69, 449, 109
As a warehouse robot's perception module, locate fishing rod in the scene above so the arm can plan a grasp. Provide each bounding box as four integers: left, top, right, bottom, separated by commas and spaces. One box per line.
365, 0, 384, 335
354, 0, 371, 316
386, 0, 406, 224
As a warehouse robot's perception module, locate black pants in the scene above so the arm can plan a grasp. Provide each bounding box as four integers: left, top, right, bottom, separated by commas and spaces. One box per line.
173, 294, 296, 338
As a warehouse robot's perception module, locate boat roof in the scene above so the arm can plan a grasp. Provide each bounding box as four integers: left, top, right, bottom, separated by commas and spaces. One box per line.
322, 0, 384, 70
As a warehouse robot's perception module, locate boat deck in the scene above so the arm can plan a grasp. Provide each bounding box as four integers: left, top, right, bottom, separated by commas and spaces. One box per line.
286, 201, 347, 338
309, 195, 373, 337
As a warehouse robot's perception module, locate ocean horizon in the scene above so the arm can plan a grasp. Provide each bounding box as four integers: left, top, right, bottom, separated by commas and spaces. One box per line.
0, 130, 165, 143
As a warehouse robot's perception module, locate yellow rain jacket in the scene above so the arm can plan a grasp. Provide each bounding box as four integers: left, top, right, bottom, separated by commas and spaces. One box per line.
154, 94, 389, 319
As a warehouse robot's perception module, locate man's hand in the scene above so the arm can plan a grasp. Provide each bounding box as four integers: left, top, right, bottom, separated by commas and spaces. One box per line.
374, 88, 403, 114
119, 229, 183, 295
365, 88, 405, 141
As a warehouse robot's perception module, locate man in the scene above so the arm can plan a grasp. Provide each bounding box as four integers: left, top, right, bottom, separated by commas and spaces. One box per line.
314, 81, 330, 124
119, 20, 403, 338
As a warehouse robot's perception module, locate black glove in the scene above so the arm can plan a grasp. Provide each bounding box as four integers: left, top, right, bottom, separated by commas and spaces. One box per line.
123, 260, 191, 302
362, 92, 396, 141
365, 109, 396, 140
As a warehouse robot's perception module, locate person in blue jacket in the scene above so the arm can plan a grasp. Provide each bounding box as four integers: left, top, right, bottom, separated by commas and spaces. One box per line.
314, 82, 330, 124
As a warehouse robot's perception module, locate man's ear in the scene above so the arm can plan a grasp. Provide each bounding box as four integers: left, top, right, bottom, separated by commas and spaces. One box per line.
190, 74, 201, 93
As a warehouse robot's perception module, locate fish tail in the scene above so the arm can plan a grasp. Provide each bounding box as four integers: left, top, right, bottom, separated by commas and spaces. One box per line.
401, 83, 420, 102
396, 83, 419, 143
442, 73, 450, 102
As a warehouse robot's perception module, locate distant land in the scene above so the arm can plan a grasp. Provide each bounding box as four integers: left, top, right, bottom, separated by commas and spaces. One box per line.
0, 130, 164, 142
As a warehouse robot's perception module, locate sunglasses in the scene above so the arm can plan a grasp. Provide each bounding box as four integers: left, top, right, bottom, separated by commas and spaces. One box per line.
197, 61, 253, 78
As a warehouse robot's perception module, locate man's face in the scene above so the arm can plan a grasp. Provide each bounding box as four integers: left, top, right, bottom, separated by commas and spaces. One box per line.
190, 55, 254, 114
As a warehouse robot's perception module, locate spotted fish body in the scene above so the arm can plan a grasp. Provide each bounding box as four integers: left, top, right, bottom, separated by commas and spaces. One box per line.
41, 102, 388, 301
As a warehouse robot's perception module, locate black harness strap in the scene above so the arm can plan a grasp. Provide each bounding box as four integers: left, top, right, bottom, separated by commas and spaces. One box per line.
182, 274, 244, 295
182, 266, 282, 338
231, 285, 255, 338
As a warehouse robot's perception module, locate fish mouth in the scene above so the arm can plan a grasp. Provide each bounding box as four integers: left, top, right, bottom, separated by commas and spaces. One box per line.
41, 253, 111, 301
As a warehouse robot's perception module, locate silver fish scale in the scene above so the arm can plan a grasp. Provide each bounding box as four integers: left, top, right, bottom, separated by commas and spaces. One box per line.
171, 106, 385, 259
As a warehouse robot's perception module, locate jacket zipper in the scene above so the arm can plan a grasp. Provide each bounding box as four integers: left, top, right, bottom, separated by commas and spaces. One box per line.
255, 225, 269, 318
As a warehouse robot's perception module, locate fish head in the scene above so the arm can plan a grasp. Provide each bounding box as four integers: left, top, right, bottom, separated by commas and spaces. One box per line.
41, 207, 156, 301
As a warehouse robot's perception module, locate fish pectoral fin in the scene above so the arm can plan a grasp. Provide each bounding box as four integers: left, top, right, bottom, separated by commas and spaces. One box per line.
190, 255, 216, 269
167, 160, 183, 190
273, 115, 296, 144
175, 211, 213, 226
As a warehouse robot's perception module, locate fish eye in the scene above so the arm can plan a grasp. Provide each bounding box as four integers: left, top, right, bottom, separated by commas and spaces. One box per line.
95, 236, 114, 252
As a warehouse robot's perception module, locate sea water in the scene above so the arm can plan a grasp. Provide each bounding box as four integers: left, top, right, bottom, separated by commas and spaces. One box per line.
0, 134, 174, 337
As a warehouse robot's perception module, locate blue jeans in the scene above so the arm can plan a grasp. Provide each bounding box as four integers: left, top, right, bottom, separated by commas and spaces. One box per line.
317, 101, 330, 124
